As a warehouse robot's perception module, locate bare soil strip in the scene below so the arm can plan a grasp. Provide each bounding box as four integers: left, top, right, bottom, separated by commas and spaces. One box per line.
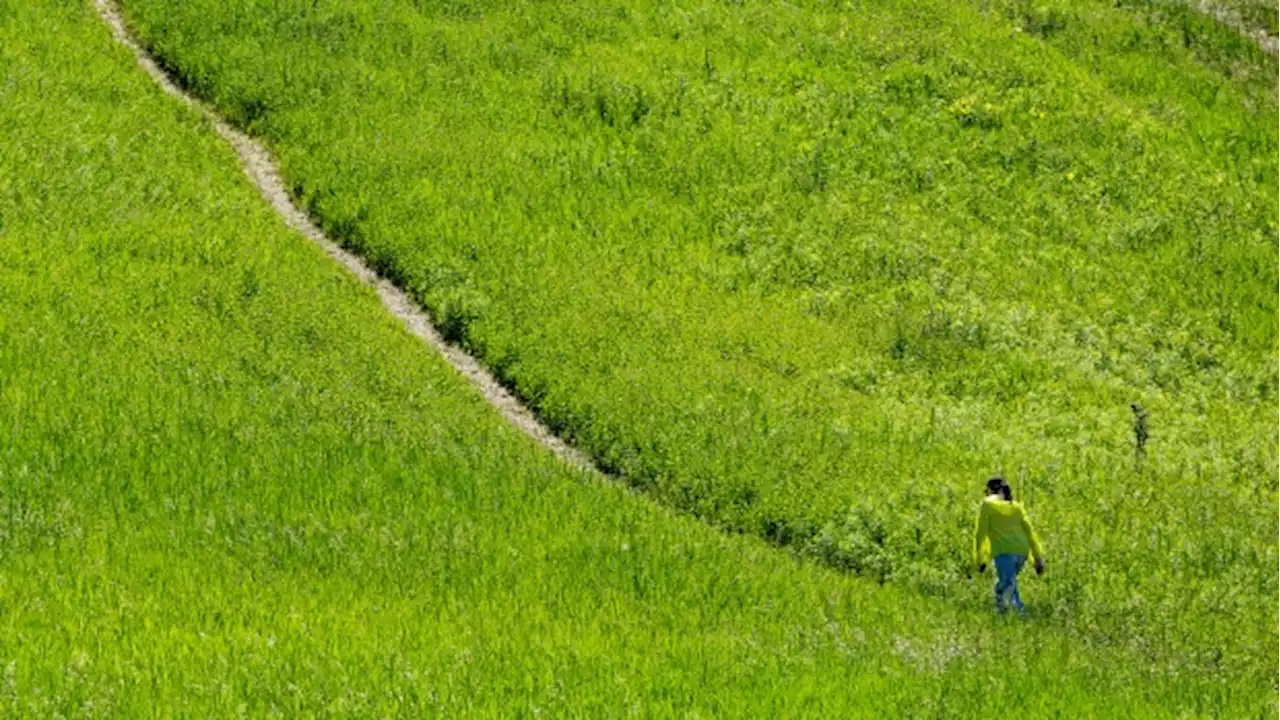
94, 0, 598, 475
1192, 0, 1279, 54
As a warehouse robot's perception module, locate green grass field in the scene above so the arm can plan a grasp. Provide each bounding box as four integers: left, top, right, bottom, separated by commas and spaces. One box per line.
113, 0, 1278, 694
0, 1, 1232, 715
0, 0, 1274, 714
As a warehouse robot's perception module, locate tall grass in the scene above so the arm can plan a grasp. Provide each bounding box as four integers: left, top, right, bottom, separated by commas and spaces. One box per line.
8, 0, 1269, 714
117, 0, 1279, 694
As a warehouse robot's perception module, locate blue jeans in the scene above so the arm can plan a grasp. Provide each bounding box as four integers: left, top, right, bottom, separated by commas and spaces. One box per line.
994, 554, 1026, 613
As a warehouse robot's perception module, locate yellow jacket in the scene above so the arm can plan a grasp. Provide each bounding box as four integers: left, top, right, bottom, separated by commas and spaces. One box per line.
974, 496, 1044, 565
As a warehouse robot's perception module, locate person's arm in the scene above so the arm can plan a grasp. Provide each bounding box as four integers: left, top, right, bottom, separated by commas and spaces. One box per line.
1020, 506, 1045, 573
973, 501, 990, 571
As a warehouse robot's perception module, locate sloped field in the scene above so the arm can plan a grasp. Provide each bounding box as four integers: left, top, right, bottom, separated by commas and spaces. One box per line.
115, 0, 1278, 695
6, 0, 1264, 715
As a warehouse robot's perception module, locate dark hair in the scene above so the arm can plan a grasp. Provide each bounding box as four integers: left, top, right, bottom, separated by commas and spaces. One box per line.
986, 475, 1013, 501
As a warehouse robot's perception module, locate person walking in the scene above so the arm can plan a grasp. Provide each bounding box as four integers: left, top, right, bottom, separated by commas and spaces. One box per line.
974, 476, 1045, 614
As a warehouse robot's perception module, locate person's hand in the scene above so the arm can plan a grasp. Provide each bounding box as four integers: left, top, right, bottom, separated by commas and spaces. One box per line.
977, 563, 987, 575
1035, 558, 1045, 576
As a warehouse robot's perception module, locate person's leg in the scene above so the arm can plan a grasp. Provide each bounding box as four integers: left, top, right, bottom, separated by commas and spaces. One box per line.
1008, 555, 1026, 613
993, 554, 1017, 613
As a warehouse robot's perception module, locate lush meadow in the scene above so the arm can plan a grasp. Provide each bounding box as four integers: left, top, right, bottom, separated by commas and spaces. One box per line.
8, 0, 1267, 715
120, 0, 1278, 692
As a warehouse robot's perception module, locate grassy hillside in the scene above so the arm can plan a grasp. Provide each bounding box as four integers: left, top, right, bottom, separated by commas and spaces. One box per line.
119, 0, 1278, 688
6, 0, 1263, 715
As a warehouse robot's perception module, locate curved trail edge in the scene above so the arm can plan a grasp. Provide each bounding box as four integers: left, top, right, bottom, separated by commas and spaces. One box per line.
94, 0, 598, 475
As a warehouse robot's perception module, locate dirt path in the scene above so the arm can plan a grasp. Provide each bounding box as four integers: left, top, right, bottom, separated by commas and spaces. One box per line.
1192, 0, 1278, 55
93, 0, 598, 475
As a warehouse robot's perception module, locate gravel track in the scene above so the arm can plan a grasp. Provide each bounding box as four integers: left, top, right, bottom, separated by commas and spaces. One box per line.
93, 0, 599, 475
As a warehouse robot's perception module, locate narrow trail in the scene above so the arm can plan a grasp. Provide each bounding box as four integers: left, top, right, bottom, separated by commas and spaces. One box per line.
1192, 0, 1279, 55
93, 0, 599, 476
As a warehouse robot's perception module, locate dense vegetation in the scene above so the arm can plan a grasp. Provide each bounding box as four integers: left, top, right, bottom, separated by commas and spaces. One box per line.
120, 0, 1277, 691
9, 0, 1263, 715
